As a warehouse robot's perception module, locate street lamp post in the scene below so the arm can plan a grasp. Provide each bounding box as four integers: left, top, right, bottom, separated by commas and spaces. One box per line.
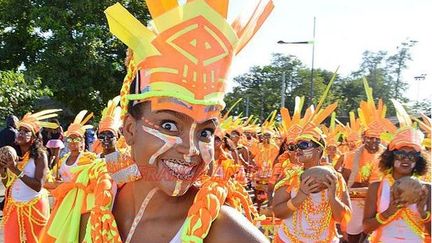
277, 17, 316, 105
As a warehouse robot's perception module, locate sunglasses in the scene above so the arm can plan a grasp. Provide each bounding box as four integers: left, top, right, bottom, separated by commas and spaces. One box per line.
66, 137, 83, 143
287, 141, 317, 151
98, 134, 115, 141
393, 150, 420, 161
18, 130, 32, 136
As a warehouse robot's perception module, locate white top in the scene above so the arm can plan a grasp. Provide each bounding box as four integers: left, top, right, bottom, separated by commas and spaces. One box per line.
59, 153, 81, 182
11, 158, 43, 202
169, 223, 184, 243
371, 178, 423, 242
278, 189, 339, 243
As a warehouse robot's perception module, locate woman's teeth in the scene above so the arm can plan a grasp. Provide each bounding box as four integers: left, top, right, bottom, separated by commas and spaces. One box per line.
162, 159, 195, 179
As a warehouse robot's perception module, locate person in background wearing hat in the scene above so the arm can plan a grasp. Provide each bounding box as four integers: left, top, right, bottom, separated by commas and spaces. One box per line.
0, 109, 60, 243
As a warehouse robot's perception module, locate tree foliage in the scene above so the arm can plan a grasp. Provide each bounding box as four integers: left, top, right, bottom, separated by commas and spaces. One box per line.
0, 70, 52, 120
225, 40, 416, 121
0, 0, 150, 117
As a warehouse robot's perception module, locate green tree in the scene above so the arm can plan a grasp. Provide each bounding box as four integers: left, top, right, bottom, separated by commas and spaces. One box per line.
224, 53, 339, 120
0, 70, 52, 120
0, 0, 150, 116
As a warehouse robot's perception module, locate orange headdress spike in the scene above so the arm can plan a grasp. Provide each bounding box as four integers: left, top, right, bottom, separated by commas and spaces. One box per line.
388, 99, 424, 152
323, 112, 341, 147
105, 0, 274, 122
17, 109, 62, 134
295, 69, 339, 144
65, 110, 94, 137
358, 78, 397, 138
280, 96, 305, 143
98, 96, 122, 135
414, 113, 431, 148
261, 110, 277, 135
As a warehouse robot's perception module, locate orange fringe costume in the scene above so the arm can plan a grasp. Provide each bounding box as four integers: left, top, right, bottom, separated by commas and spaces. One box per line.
368, 100, 430, 242
274, 76, 352, 242
2, 110, 60, 243
40, 0, 274, 242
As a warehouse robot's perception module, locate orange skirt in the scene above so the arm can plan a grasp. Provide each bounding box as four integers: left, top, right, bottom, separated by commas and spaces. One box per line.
3, 195, 50, 243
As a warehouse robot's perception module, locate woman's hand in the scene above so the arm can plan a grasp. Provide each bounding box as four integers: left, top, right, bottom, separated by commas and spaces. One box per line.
417, 186, 429, 218
323, 174, 337, 199
299, 176, 321, 195
382, 188, 406, 219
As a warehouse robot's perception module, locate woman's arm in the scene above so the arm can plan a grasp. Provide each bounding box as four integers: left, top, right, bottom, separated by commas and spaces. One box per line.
272, 177, 319, 219
8, 152, 48, 192
323, 175, 352, 222
363, 181, 402, 234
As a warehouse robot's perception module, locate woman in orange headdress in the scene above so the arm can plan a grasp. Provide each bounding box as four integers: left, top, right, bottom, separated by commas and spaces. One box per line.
272, 100, 352, 243
0, 109, 60, 243
48, 110, 94, 184
363, 100, 431, 243
40, 1, 273, 242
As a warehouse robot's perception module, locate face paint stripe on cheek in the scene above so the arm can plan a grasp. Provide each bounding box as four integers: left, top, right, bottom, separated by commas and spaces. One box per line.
172, 180, 182, 196
141, 125, 182, 165
198, 138, 214, 166
184, 122, 199, 163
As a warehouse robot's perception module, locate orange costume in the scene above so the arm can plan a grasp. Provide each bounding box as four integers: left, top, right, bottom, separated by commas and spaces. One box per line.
274, 89, 352, 242
370, 100, 430, 242
343, 79, 397, 235
2, 110, 60, 243
40, 0, 273, 242
50, 110, 94, 182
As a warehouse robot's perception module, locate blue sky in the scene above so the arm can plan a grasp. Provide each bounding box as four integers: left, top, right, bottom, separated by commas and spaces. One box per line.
226, 0, 431, 103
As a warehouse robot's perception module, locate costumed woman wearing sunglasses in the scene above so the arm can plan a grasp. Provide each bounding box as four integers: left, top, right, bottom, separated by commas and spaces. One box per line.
40, 1, 273, 242
272, 102, 352, 243
47, 110, 95, 185
363, 100, 431, 243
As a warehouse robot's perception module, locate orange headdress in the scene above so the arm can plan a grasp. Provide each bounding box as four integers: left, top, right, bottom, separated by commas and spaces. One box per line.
98, 96, 122, 135
105, 0, 274, 122
388, 99, 423, 152
260, 110, 277, 136
17, 109, 62, 134
358, 78, 396, 138
414, 113, 431, 149
280, 96, 306, 144
294, 70, 339, 145
321, 112, 342, 147
64, 110, 94, 137
344, 111, 362, 143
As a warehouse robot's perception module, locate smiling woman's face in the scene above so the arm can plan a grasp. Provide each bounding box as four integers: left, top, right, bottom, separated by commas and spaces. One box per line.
123, 102, 217, 197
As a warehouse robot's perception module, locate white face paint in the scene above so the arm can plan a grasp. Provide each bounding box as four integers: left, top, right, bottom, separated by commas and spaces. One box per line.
184, 122, 199, 163
172, 180, 182, 196
198, 137, 215, 166
141, 125, 182, 165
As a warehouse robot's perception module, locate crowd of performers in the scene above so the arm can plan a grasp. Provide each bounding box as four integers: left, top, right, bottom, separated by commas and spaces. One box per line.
0, 0, 431, 242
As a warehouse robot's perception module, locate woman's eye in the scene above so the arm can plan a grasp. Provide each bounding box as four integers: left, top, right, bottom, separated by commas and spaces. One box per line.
200, 129, 214, 140
161, 121, 178, 132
